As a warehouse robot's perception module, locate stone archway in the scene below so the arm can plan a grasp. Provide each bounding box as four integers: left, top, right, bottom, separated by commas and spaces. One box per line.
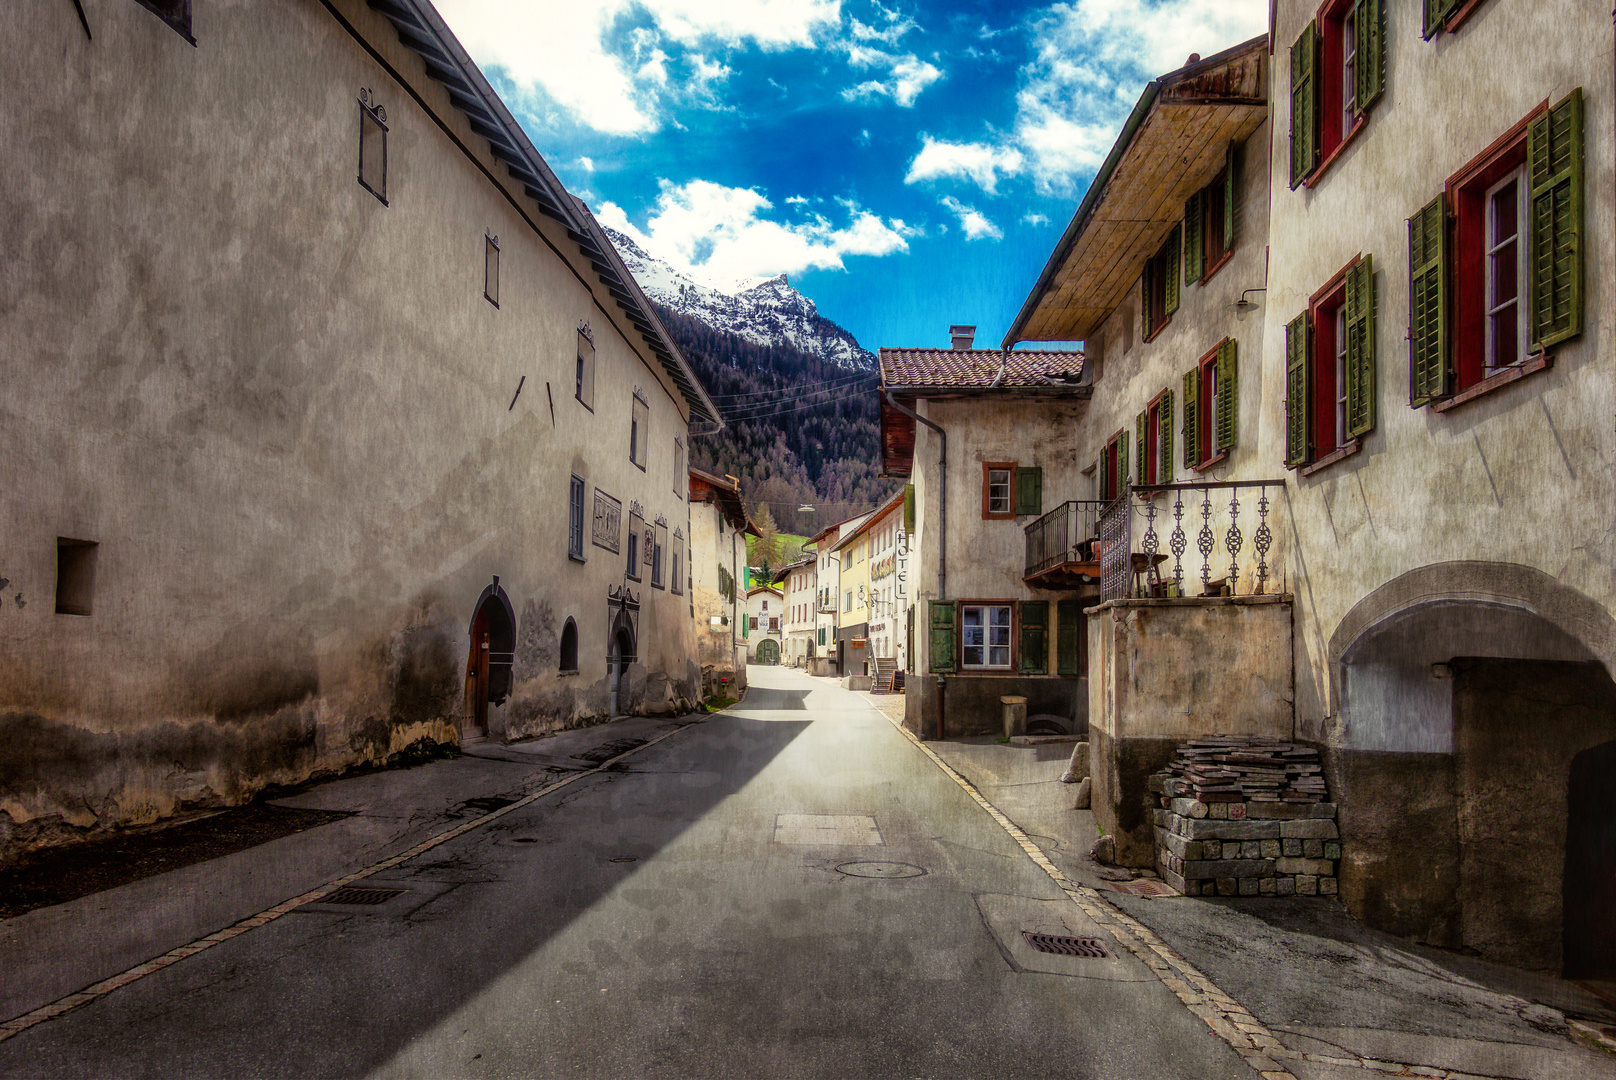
756, 638, 780, 665
465, 577, 516, 737
1327, 562, 1616, 972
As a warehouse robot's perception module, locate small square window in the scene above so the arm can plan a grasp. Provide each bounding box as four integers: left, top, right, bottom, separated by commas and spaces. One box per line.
358, 98, 388, 205
55, 538, 98, 616
982, 462, 1015, 519
484, 234, 500, 308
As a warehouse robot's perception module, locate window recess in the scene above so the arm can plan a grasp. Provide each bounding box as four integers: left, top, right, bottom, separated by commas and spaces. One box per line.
484, 233, 499, 308
1182, 339, 1239, 471
567, 476, 586, 561
1290, 0, 1384, 189
358, 89, 388, 205
1140, 226, 1181, 340
1136, 388, 1174, 486
630, 391, 649, 469
1183, 142, 1241, 285
1285, 257, 1377, 470
55, 538, 98, 616
1409, 91, 1583, 408
575, 324, 595, 410
982, 463, 1015, 519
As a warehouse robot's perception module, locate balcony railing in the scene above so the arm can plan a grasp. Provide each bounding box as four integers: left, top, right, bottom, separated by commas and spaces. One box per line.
1023, 500, 1110, 587
1098, 480, 1286, 602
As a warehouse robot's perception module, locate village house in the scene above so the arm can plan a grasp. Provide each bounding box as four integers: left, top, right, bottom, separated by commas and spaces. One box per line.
773, 554, 818, 668
825, 490, 910, 690
0, 0, 718, 863
878, 327, 1088, 736
1000, 37, 1284, 866
688, 468, 755, 698
1261, 0, 1616, 977
743, 586, 783, 663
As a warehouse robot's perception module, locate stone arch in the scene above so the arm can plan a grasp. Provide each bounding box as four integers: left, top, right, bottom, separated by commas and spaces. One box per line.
559, 617, 578, 674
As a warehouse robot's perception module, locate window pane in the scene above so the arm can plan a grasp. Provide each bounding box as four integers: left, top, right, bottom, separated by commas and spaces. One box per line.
989, 646, 1010, 667
963, 645, 985, 666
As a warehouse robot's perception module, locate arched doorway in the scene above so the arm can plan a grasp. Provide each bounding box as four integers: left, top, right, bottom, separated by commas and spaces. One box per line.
757, 638, 780, 665
608, 626, 635, 717
465, 577, 516, 738
1566, 740, 1616, 979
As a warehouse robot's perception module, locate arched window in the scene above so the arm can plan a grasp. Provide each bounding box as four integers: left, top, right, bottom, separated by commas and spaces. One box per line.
559, 617, 578, 674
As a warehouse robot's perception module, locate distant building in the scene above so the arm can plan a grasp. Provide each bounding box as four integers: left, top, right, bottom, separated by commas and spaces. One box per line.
0, 0, 719, 862
743, 586, 783, 663
689, 469, 755, 698
773, 555, 818, 668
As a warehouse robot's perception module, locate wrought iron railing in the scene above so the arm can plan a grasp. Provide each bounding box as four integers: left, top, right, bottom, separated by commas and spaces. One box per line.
1023, 500, 1110, 579
1098, 481, 1286, 602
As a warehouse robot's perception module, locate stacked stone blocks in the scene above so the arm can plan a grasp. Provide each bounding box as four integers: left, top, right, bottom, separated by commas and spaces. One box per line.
1153, 797, 1341, 896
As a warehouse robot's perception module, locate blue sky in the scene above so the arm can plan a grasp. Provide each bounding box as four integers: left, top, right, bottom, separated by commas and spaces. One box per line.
437, 0, 1267, 351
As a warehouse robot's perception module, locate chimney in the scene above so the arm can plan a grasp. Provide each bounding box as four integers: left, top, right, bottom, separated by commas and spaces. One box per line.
949, 324, 976, 351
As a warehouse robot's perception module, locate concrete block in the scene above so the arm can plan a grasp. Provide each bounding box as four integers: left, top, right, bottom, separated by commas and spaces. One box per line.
1282, 838, 1302, 857
1209, 802, 1229, 820
1215, 877, 1237, 896
1278, 819, 1339, 839
1178, 819, 1281, 841
1275, 857, 1335, 876
1238, 877, 1259, 896
1241, 841, 1261, 859
1259, 839, 1281, 859
1276, 876, 1296, 896
1171, 798, 1209, 818
1319, 876, 1338, 895
1182, 858, 1274, 879
1323, 841, 1341, 860
1258, 877, 1277, 895
1296, 874, 1319, 896
1302, 838, 1324, 858
1245, 802, 1338, 820
1001, 696, 1027, 738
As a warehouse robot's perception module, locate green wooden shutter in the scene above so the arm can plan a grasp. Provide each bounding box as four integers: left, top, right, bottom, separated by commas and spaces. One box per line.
928, 601, 957, 673
1164, 225, 1182, 316
1140, 267, 1153, 341
903, 483, 915, 533
1423, 0, 1463, 39
1014, 467, 1043, 516
1116, 431, 1130, 494
1182, 367, 1200, 470
1409, 195, 1450, 406
1057, 599, 1083, 676
1018, 601, 1049, 674
1135, 411, 1148, 485
1345, 256, 1377, 439
1285, 312, 1313, 468
1354, 0, 1385, 114
1289, 24, 1320, 189
1224, 141, 1240, 250
1529, 88, 1585, 350
1157, 389, 1174, 483
1183, 191, 1205, 283
1215, 340, 1238, 452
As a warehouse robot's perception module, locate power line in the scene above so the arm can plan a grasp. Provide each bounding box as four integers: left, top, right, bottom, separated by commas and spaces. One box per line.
702, 370, 878, 402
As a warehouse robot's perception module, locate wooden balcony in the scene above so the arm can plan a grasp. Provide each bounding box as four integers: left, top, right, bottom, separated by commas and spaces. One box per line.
1023, 500, 1109, 590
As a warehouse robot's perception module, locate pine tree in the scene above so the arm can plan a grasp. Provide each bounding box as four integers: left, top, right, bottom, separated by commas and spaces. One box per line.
753, 504, 781, 567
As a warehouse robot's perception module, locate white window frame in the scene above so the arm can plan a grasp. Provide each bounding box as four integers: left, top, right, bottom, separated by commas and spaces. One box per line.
986, 468, 1012, 516
961, 604, 1012, 669
1484, 166, 1529, 373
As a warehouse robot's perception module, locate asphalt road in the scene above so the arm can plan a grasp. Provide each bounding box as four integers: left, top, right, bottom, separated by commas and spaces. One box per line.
0, 667, 1254, 1080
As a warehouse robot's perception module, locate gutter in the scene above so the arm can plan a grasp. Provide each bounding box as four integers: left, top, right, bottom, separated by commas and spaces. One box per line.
1000, 79, 1162, 349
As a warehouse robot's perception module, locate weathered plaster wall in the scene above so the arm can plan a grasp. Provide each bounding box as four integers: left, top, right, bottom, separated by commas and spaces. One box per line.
1087, 597, 1294, 864
689, 499, 743, 696
1262, 0, 1616, 733
0, 0, 698, 859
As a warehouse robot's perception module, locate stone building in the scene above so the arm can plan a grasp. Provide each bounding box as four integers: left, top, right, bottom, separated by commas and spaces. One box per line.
688, 468, 754, 698
878, 327, 1088, 737
0, 0, 719, 862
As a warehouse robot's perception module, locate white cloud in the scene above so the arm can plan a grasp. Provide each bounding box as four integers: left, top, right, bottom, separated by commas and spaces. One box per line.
904, 136, 1024, 194
939, 196, 1002, 241
576, 156, 596, 172
850, 1, 917, 44
598, 178, 912, 289
1022, 212, 1050, 225
785, 195, 810, 205
1013, 0, 1266, 193
840, 45, 941, 107
435, 0, 841, 135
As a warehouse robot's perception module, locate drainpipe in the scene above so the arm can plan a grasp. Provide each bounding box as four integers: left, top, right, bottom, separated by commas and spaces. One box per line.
884, 388, 947, 738
989, 349, 1009, 388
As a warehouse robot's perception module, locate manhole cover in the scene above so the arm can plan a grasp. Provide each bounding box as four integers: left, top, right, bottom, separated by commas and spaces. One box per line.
320, 886, 405, 906
835, 861, 926, 879
1022, 932, 1108, 958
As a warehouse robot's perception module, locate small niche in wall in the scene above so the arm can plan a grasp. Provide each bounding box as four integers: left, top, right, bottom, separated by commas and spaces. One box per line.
484, 233, 500, 308
55, 538, 98, 616
559, 617, 578, 674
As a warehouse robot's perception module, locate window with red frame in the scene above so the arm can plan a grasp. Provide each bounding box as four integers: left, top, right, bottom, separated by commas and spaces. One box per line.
1181, 340, 1239, 470
1096, 431, 1128, 501
1409, 91, 1585, 407
1285, 257, 1377, 469
1134, 389, 1174, 486
1184, 142, 1241, 284
1140, 226, 1181, 341
1290, 0, 1384, 188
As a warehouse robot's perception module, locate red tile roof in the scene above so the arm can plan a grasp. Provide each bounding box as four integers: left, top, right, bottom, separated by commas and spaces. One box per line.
878, 348, 1085, 390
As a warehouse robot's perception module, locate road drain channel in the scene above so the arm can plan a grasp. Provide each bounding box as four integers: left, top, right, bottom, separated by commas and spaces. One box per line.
1021, 932, 1108, 958
835, 861, 926, 879
320, 886, 406, 906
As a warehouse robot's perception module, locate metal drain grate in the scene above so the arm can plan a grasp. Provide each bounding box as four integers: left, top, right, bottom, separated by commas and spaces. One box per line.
1106, 879, 1178, 897
1021, 932, 1108, 958
320, 886, 405, 906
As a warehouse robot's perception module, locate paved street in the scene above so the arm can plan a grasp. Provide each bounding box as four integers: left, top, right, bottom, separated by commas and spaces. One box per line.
0, 667, 1252, 1080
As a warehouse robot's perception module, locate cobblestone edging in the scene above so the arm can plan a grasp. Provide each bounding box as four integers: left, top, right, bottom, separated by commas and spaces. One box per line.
0, 723, 697, 1045
878, 714, 1517, 1080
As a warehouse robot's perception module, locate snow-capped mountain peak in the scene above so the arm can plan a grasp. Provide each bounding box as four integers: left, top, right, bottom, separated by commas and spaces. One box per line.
603, 228, 875, 370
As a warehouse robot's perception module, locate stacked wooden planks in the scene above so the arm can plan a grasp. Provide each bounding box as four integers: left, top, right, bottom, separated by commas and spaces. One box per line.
1159, 737, 1327, 803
